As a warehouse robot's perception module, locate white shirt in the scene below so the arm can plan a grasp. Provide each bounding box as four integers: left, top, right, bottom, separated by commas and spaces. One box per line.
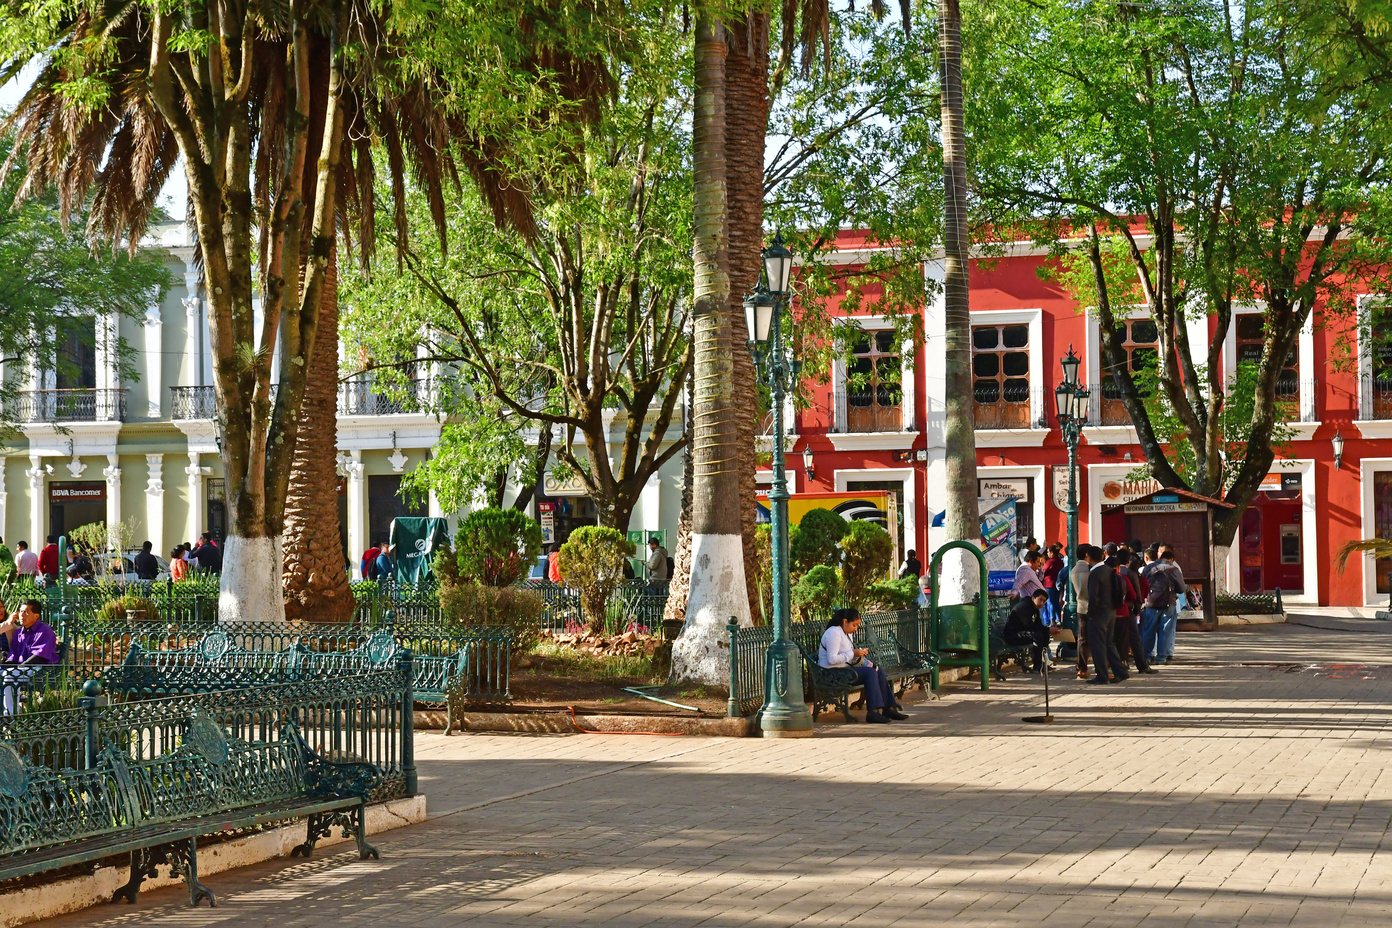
819, 625, 856, 668
14, 549, 38, 576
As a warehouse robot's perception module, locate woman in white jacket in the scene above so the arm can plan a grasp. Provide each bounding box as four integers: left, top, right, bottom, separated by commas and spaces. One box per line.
819, 609, 907, 723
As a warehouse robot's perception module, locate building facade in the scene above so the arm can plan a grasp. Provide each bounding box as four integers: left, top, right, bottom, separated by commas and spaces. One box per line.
791, 236, 1384, 608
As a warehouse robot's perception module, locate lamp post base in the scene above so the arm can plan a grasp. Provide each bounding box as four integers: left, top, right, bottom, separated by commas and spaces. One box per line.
758, 640, 814, 737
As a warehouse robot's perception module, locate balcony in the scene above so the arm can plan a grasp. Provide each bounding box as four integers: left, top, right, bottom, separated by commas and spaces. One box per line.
1276, 376, 1318, 424
831, 388, 906, 435
171, 385, 216, 420
13, 389, 127, 423
338, 378, 434, 416
973, 383, 1045, 430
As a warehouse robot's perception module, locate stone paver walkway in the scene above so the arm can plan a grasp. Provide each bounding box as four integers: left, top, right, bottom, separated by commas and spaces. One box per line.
34, 621, 1392, 927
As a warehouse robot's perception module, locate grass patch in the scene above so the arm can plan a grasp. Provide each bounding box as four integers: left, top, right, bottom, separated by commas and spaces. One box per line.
527, 640, 669, 685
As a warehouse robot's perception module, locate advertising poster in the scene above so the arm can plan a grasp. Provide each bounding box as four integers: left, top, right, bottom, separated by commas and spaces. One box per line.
756, 491, 896, 574
980, 498, 1019, 592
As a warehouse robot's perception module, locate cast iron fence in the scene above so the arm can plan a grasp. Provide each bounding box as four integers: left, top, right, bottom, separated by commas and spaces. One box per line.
12, 388, 127, 422
1, 665, 414, 801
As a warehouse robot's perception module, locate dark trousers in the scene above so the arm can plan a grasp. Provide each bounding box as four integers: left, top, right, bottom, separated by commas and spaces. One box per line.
1076, 611, 1091, 674
850, 665, 896, 711
1085, 613, 1126, 681
1004, 626, 1049, 672
1114, 614, 1149, 671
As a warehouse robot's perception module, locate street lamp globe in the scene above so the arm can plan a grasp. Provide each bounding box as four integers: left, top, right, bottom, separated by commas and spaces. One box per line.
743, 289, 777, 355
1060, 345, 1081, 390
762, 232, 794, 296
1055, 381, 1075, 422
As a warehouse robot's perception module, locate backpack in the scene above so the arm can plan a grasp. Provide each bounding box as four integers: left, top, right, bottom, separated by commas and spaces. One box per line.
666, 554, 675, 579
1144, 565, 1176, 609
363, 555, 379, 581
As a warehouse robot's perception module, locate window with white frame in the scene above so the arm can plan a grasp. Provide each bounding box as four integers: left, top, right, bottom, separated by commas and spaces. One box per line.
845, 329, 903, 434
972, 323, 1031, 429
1098, 318, 1156, 426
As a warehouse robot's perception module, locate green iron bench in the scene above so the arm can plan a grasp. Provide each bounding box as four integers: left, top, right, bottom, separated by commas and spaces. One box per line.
792, 625, 934, 723
986, 605, 1034, 681
0, 716, 382, 907
104, 629, 509, 733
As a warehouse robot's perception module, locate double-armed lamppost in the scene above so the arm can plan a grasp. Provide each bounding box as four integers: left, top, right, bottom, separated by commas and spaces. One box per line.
1054, 347, 1089, 638
747, 233, 813, 738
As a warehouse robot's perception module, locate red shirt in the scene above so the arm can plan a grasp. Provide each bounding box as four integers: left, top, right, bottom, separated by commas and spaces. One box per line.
1042, 556, 1064, 589
37, 544, 59, 577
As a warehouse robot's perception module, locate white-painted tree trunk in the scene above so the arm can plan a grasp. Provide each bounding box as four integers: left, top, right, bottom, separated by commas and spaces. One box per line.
934, 547, 982, 606
219, 535, 288, 625
671, 533, 751, 685
1212, 544, 1231, 594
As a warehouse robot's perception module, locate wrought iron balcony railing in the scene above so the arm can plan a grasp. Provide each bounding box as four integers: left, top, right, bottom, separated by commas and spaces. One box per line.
973, 383, 1046, 429
12, 388, 127, 423
171, 385, 216, 420
337, 378, 434, 416
832, 388, 906, 434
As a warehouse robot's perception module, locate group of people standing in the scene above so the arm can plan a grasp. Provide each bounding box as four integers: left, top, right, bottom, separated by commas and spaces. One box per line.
1005, 538, 1194, 685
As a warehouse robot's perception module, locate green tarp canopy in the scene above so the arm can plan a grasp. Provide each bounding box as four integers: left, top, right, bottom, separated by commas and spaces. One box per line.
388, 517, 451, 583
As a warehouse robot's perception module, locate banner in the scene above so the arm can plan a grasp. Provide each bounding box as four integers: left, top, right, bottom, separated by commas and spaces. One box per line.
980, 498, 1018, 592
388, 517, 451, 583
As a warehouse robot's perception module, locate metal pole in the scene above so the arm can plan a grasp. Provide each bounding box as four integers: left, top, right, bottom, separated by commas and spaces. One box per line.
400, 649, 417, 796
759, 294, 813, 738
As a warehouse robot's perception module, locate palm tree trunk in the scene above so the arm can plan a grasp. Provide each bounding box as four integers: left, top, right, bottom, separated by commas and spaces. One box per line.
725, 12, 771, 624
939, 0, 979, 596
282, 246, 355, 623
672, 16, 752, 685
281, 33, 353, 625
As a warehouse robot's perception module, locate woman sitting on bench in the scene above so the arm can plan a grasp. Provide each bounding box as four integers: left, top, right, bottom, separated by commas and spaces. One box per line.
819, 608, 908, 723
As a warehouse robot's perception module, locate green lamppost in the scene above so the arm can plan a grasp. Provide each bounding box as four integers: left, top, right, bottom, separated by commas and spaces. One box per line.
747, 233, 813, 738
1054, 347, 1088, 640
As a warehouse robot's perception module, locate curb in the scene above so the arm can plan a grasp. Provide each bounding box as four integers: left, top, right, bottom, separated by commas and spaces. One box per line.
449, 710, 758, 737
1217, 613, 1288, 626
0, 794, 426, 927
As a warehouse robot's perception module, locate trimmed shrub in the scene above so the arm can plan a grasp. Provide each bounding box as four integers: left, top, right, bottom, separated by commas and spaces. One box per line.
792, 564, 840, 619
439, 583, 545, 655
839, 520, 894, 607
455, 508, 543, 587
557, 526, 635, 633
863, 576, 921, 611
789, 508, 847, 578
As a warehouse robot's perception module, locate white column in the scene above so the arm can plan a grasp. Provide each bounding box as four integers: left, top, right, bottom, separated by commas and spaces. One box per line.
103, 455, 121, 547
145, 454, 164, 556
185, 452, 204, 544
346, 451, 366, 579
183, 295, 201, 388
144, 305, 163, 418
95, 314, 117, 392
641, 476, 661, 532
428, 488, 443, 518
26, 456, 45, 546
0, 460, 8, 545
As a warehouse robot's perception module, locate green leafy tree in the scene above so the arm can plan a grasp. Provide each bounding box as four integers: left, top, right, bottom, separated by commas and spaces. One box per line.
454, 508, 543, 588
558, 527, 635, 634
967, 0, 1392, 566
791, 564, 840, 619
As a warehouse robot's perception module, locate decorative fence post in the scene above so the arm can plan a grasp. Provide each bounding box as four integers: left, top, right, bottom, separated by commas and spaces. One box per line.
80, 680, 103, 770
58, 605, 74, 643
399, 648, 417, 797
727, 618, 741, 718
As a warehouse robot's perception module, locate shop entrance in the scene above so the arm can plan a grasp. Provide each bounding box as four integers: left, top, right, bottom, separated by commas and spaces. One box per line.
49, 482, 105, 539
1237, 475, 1304, 594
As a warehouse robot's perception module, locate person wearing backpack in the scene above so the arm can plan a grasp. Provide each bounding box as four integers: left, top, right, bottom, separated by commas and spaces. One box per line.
1139, 544, 1171, 664
1115, 548, 1157, 674
1084, 545, 1129, 685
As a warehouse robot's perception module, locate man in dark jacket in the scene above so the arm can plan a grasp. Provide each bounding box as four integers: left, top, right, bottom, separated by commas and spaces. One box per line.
192, 533, 222, 573
1003, 589, 1052, 673
133, 541, 160, 580
1085, 546, 1129, 685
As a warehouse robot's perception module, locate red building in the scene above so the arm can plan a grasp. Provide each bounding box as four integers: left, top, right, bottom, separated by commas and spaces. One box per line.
773, 234, 1388, 608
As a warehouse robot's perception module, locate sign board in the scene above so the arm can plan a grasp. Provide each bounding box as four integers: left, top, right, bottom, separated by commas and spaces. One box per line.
1124, 501, 1207, 514
755, 491, 891, 530
1259, 472, 1303, 493
979, 478, 1030, 500
49, 482, 104, 502
1051, 465, 1072, 511
543, 473, 588, 497
538, 502, 556, 545
1099, 476, 1161, 506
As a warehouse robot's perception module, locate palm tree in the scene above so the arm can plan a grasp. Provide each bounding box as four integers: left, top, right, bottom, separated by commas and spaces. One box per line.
2, 0, 610, 623
673, 14, 752, 684
938, 0, 979, 565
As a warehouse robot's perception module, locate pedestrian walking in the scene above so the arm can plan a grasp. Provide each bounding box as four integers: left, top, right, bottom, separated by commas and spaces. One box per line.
1070, 546, 1093, 679
899, 549, 922, 580
1154, 547, 1190, 664
1084, 546, 1128, 685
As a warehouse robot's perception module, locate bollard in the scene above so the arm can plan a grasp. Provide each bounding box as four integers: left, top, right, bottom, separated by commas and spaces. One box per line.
399, 648, 417, 796
726, 618, 741, 718
80, 680, 104, 770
